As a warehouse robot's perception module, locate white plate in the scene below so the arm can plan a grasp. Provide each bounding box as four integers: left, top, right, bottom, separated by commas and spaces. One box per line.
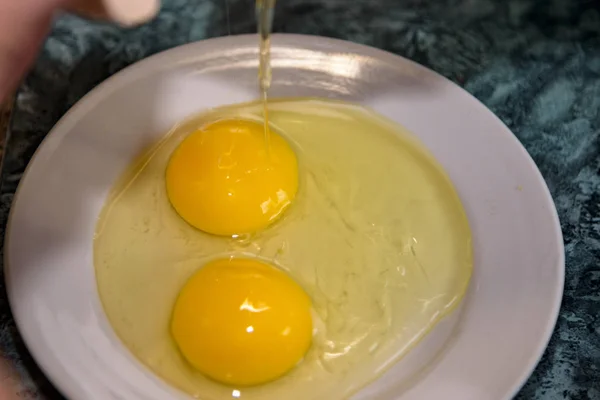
4, 34, 564, 400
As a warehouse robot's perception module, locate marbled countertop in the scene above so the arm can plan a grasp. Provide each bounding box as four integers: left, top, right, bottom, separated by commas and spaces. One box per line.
0, 100, 9, 152
1, 0, 599, 398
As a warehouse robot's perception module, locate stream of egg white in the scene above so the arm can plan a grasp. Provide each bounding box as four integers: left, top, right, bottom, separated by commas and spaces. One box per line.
257, 0, 275, 154
94, 99, 472, 400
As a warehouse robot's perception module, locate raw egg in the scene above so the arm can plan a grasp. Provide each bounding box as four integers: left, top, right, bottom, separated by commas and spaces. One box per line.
165, 119, 298, 236
171, 257, 312, 386
94, 98, 472, 399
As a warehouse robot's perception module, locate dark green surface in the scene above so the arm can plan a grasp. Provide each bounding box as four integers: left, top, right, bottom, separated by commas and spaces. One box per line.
1, 0, 599, 398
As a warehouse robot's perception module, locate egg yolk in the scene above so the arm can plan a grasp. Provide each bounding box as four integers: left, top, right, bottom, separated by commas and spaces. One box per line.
165, 119, 298, 236
170, 258, 313, 386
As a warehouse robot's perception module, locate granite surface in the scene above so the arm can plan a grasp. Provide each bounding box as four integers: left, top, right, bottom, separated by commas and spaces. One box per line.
0, 101, 8, 154
0, 0, 599, 398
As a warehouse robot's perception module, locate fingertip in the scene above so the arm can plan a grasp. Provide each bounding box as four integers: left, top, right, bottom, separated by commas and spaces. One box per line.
102, 0, 161, 26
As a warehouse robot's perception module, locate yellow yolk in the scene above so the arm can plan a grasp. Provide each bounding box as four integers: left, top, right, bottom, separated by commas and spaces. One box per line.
165, 119, 298, 236
170, 258, 313, 386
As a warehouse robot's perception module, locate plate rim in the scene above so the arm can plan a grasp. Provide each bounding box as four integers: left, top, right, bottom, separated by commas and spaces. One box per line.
4, 33, 565, 400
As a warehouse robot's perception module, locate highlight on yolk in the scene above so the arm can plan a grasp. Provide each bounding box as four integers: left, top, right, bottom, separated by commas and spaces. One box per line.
170, 257, 313, 387
165, 119, 298, 236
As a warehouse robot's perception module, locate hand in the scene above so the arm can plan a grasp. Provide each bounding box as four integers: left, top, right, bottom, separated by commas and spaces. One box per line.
0, 0, 159, 103
0, 359, 19, 400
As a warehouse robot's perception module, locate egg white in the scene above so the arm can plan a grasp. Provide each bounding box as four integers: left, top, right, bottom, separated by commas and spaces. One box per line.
94, 98, 472, 399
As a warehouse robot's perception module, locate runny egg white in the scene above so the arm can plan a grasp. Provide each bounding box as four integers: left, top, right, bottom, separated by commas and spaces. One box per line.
94, 98, 473, 399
